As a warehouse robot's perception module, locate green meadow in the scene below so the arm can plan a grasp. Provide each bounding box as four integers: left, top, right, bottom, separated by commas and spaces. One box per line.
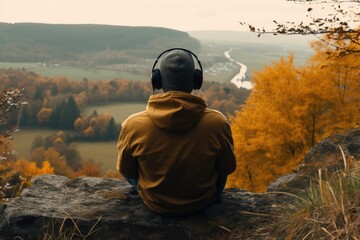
0, 62, 146, 81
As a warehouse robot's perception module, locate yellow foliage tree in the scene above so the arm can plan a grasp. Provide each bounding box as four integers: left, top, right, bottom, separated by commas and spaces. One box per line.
30, 147, 75, 178
0, 159, 54, 179
13, 160, 54, 178
228, 38, 360, 192
75, 160, 102, 177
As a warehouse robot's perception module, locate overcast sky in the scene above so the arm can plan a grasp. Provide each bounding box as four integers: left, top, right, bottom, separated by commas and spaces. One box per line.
0, 0, 334, 31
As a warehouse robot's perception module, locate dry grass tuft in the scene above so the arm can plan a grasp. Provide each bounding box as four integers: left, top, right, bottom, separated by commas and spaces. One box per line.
269, 152, 360, 240
43, 211, 102, 240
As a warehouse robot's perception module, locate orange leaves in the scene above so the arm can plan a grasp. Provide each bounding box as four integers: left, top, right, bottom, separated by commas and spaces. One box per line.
85, 127, 95, 137
0, 159, 54, 179
228, 39, 360, 192
36, 107, 53, 124
74, 117, 82, 130
0, 159, 54, 202
29, 147, 75, 178
14, 160, 54, 177
75, 160, 102, 177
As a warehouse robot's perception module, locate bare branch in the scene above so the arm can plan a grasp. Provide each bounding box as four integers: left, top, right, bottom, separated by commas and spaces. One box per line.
241, 0, 360, 57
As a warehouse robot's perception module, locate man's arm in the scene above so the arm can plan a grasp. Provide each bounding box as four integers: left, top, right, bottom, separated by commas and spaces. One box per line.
215, 121, 237, 175
116, 126, 139, 178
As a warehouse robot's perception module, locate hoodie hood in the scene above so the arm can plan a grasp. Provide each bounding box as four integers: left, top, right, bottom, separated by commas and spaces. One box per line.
146, 91, 207, 131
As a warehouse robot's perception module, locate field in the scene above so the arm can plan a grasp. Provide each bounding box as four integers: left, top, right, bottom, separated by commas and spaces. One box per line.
75, 141, 118, 171
0, 62, 146, 81
13, 102, 147, 171
229, 45, 311, 77
13, 128, 119, 171
12, 128, 57, 160
1, 38, 314, 84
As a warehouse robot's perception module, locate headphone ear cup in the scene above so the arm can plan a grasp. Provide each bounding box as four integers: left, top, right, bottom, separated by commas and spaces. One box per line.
193, 69, 203, 90
151, 69, 162, 90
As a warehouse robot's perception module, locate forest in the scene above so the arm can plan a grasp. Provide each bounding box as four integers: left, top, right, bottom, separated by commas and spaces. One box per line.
0, 23, 200, 64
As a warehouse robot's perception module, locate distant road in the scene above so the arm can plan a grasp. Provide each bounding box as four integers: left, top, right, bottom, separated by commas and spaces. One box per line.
224, 49, 253, 89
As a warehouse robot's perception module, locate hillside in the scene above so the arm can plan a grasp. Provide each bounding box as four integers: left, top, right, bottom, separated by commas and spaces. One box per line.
189, 30, 315, 49
0, 23, 200, 63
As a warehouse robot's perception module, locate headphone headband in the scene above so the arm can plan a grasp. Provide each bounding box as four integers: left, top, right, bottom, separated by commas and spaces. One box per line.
151, 48, 203, 74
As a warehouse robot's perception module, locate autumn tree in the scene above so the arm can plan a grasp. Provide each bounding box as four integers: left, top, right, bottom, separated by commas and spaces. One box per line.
29, 147, 75, 177
37, 107, 53, 124
3, 159, 54, 179
75, 160, 102, 177
0, 88, 54, 202
228, 56, 307, 192
228, 37, 359, 192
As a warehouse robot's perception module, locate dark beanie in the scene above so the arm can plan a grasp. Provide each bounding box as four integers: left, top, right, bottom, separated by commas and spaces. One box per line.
160, 49, 195, 92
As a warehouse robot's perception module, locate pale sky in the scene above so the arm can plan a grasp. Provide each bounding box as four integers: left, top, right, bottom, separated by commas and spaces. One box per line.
0, 0, 340, 31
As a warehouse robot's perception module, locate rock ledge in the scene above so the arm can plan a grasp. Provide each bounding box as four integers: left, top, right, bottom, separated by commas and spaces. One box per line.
0, 174, 276, 240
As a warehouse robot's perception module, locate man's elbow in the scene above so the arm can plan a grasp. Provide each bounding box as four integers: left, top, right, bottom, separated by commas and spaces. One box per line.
119, 167, 138, 179
227, 162, 237, 175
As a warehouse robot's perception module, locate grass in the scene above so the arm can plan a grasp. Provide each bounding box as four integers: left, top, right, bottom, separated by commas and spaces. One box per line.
269, 151, 360, 240
42, 212, 102, 240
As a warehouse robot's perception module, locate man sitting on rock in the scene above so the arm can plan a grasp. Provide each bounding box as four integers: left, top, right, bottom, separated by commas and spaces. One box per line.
116, 48, 236, 216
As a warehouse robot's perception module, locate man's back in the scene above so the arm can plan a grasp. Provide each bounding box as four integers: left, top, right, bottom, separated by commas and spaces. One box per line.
117, 91, 236, 215
117, 48, 236, 216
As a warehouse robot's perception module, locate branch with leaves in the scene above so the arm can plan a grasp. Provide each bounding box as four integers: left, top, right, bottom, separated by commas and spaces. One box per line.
240, 0, 360, 57
0, 88, 25, 160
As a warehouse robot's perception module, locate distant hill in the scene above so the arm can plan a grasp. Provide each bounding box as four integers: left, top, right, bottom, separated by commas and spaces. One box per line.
188, 30, 315, 50
0, 23, 200, 63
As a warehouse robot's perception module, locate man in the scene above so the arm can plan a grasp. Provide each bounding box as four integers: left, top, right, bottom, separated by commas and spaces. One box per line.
116, 48, 236, 216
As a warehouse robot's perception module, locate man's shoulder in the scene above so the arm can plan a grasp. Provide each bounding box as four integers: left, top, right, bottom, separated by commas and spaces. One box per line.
204, 108, 228, 121
122, 110, 148, 126
201, 109, 230, 130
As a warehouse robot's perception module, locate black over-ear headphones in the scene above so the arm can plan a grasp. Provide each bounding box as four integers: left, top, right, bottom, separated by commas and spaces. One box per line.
151, 48, 203, 91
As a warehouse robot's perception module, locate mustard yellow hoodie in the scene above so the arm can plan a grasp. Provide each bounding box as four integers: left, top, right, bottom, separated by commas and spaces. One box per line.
117, 91, 236, 215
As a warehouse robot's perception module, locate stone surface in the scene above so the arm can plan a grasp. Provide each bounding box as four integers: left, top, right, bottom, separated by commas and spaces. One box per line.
0, 174, 277, 240
268, 128, 360, 193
